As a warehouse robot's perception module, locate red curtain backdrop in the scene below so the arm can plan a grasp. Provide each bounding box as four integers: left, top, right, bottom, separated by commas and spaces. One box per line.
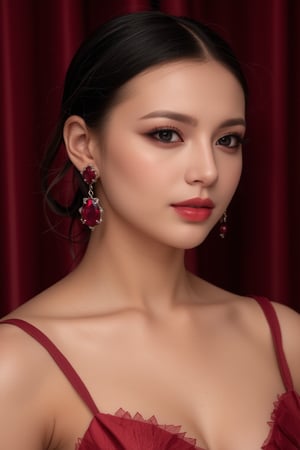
1, 0, 299, 316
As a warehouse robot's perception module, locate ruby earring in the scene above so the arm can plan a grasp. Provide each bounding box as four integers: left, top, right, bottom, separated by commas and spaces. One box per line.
219, 211, 228, 238
79, 165, 103, 229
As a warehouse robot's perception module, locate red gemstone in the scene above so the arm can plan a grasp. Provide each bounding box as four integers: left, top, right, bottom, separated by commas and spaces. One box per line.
219, 225, 227, 238
80, 198, 101, 228
82, 166, 97, 185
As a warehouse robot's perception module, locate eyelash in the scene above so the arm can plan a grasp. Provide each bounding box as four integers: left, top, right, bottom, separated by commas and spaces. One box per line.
216, 134, 245, 149
146, 127, 245, 149
147, 126, 183, 144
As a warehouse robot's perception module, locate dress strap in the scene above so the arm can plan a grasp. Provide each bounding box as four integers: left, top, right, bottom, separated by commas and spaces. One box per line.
0, 318, 99, 415
252, 296, 294, 392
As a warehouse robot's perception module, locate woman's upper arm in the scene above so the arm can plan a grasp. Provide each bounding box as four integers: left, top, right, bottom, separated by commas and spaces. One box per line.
0, 324, 53, 450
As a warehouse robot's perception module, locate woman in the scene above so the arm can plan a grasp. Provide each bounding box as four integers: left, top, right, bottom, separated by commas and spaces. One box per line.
0, 11, 299, 450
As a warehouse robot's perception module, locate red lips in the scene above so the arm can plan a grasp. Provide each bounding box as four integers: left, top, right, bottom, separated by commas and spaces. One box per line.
171, 198, 215, 222
172, 198, 215, 208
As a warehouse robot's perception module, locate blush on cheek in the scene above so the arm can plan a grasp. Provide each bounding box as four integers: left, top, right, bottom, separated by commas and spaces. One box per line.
107, 144, 164, 190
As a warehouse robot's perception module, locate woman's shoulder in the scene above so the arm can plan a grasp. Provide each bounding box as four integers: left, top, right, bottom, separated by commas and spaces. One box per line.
0, 297, 58, 386
267, 299, 300, 391
230, 292, 300, 392
0, 279, 73, 390
0, 314, 57, 449
230, 294, 300, 392
190, 276, 300, 390
1, 270, 86, 324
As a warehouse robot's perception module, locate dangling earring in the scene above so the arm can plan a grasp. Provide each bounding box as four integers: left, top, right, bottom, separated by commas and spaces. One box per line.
79, 165, 103, 229
219, 211, 228, 238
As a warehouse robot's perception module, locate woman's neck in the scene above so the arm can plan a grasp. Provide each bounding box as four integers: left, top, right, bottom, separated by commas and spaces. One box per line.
75, 222, 196, 315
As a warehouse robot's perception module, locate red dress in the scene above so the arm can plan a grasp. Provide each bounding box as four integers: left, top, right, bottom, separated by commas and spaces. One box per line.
1, 296, 300, 449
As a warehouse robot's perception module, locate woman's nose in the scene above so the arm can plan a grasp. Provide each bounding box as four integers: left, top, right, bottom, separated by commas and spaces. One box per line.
184, 143, 218, 186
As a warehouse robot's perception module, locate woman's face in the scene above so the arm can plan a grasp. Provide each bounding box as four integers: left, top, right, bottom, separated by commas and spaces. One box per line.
94, 59, 245, 249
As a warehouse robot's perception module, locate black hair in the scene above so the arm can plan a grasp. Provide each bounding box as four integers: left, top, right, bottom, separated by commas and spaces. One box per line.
42, 10, 247, 232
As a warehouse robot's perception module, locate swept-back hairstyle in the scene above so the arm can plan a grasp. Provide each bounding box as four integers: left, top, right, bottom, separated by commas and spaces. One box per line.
42, 11, 247, 226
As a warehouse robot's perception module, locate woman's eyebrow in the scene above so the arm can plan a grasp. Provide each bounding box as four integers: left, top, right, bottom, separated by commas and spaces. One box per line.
219, 118, 246, 128
139, 110, 198, 126
139, 110, 246, 129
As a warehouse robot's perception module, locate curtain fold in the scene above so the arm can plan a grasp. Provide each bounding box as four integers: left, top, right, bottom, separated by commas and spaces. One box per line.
1, 0, 299, 315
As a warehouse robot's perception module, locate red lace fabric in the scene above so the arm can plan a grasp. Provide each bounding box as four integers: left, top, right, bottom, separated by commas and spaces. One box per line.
262, 390, 300, 449
74, 392, 300, 450
1, 297, 300, 449
76, 408, 201, 449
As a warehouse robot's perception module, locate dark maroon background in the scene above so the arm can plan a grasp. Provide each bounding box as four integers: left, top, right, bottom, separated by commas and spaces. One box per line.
1, 0, 299, 315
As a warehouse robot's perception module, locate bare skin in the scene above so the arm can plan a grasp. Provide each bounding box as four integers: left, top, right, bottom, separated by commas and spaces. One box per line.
0, 60, 299, 450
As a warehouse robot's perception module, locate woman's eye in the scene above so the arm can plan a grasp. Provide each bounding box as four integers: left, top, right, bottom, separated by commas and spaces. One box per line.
149, 128, 183, 143
217, 134, 244, 148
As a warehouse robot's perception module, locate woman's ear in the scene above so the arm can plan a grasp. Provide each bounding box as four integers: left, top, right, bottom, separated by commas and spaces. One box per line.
63, 115, 100, 172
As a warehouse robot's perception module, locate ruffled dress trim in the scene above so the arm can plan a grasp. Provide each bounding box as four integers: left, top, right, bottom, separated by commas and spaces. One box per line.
262, 390, 300, 449
115, 408, 200, 447
76, 389, 300, 450
76, 408, 203, 450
